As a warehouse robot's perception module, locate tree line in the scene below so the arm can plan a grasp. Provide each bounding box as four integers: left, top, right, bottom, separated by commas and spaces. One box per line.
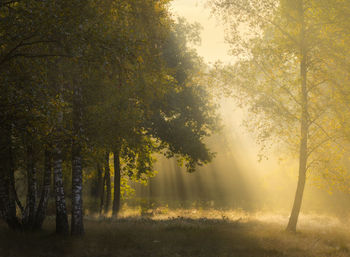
0, 0, 218, 235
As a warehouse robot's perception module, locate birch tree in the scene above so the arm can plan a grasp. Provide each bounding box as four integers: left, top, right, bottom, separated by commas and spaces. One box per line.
209, 0, 347, 231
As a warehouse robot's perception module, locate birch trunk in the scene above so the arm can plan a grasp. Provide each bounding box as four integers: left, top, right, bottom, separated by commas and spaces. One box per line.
71, 83, 84, 235
53, 145, 69, 235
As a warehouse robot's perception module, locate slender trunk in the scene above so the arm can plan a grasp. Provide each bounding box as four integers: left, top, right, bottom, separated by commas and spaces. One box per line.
100, 171, 106, 214
50, 60, 68, 234
8, 145, 21, 222
10, 168, 24, 216
112, 150, 121, 216
34, 149, 52, 230
71, 83, 84, 236
91, 163, 100, 198
71, 145, 84, 235
0, 125, 20, 229
8, 126, 22, 217
0, 177, 8, 220
71, 144, 84, 235
0, 127, 7, 219
287, 1, 308, 232
0, 177, 20, 229
53, 145, 69, 235
148, 177, 153, 209
23, 143, 37, 229
96, 164, 103, 201
104, 153, 111, 214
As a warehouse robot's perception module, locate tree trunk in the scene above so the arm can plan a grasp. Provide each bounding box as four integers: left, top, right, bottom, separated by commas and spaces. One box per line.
0, 124, 20, 229
34, 149, 52, 230
100, 170, 105, 214
10, 166, 24, 216
71, 84, 84, 236
104, 153, 111, 214
0, 176, 8, 220
97, 163, 103, 197
286, 0, 308, 232
53, 145, 69, 235
112, 149, 121, 216
96, 163, 103, 210
23, 143, 37, 229
91, 163, 101, 199
50, 61, 68, 234
71, 143, 84, 235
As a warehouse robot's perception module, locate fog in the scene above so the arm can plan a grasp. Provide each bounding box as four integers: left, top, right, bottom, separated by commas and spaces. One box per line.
128, 99, 350, 217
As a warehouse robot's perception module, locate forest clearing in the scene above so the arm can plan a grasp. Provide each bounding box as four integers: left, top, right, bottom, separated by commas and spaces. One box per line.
1, 208, 350, 257
2, 0, 350, 256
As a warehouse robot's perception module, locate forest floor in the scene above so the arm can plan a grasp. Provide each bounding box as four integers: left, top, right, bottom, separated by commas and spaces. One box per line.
0, 208, 350, 257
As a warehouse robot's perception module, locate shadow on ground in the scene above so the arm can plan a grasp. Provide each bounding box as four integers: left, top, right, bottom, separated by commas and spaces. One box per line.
0, 217, 349, 257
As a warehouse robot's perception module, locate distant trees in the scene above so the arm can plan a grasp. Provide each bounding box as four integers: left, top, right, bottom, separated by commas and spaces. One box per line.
209, 0, 350, 232
0, 0, 218, 236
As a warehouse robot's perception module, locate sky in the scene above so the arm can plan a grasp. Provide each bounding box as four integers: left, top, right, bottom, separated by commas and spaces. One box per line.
170, 0, 232, 64
169, 0, 286, 180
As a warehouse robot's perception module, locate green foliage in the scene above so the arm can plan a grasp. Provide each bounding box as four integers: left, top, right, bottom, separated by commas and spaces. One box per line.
0, 0, 219, 227
209, 0, 350, 189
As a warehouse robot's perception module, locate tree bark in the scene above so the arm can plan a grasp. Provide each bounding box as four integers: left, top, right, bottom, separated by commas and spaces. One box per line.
23, 143, 37, 229
34, 149, 52, 230
104, 153, 111, 214
71, 144, 84, 235
100, 170, 105, 214
10, 166, 24, 216
0, 124, 20, 229
96, 163, 103, 204
71, 84, 84, 236
112, 149, 121, 216
286, 0, 308, 232
53, 145, 69, 235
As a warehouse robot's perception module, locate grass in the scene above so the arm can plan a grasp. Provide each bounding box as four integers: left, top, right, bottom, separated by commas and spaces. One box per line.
1, 209, 350, 257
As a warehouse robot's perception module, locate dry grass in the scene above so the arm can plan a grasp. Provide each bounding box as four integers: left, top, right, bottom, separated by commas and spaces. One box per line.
1, 208, 350, 257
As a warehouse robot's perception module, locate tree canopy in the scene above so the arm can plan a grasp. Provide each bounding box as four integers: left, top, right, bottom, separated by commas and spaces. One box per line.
0, 0, 219, 235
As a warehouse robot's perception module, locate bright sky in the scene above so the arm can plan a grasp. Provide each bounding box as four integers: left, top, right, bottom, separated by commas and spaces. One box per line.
170, 0, 232, 64
170, 0, 285, 178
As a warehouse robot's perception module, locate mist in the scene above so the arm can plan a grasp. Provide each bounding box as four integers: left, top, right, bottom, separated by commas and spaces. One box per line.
2, 0, 350, 256
129, 99, 350, 217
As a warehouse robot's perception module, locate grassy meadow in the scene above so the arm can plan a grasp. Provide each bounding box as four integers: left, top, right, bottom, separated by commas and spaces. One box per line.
1, 208, 350, 257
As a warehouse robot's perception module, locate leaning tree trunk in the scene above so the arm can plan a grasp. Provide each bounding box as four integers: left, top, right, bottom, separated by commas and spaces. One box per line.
71, 83, 84, 236
286, 1, 308, 232
104, 153, 111, 214
112, 149, 121, 216
23, 143, 37, 229
53, 144, 69, 235
0, 124, 21, 229
34, 149, 52, 230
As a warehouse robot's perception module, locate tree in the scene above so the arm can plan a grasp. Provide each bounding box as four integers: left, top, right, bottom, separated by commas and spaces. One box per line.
209, 0, 347, 231
0, 0, 219, 235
